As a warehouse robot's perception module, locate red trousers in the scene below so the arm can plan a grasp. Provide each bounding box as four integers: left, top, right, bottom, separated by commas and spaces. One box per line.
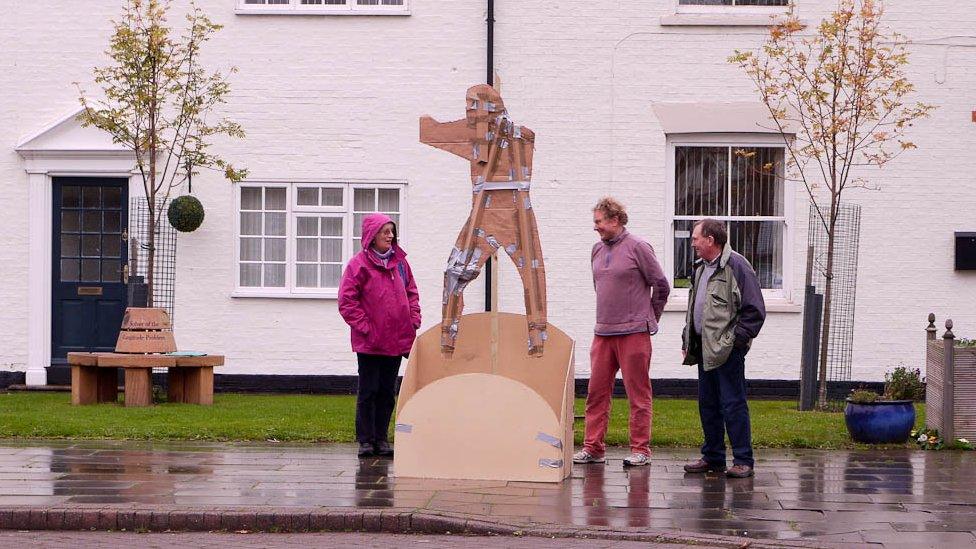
583, 332, 653, 457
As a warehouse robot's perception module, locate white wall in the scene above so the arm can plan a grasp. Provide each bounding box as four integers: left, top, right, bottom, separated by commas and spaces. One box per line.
2, 1, 974, 381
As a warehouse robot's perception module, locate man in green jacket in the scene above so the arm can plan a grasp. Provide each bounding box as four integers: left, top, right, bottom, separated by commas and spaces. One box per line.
681, 219, 766, 478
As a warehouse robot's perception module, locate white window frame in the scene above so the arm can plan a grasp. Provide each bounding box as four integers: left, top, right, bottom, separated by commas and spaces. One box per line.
664, 133, 795, 304
233, 180, 407, 299
236, 0, 410, 16
675, 0, 790, 14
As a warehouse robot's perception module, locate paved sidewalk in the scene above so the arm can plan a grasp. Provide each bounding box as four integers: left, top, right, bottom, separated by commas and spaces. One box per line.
0, 441, 973, 548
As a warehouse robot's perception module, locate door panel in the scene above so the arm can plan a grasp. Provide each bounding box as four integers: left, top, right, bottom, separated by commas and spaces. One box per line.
51, 177, 129, 362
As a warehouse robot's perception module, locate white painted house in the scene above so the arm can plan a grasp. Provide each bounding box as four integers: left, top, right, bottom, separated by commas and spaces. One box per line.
3, 0, 975, 387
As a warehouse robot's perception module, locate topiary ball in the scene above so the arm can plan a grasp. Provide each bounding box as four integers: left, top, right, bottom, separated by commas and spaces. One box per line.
167, 195, 205, 232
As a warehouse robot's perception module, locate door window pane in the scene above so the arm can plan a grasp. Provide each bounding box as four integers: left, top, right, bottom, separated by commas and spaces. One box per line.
102, 236, 121, 258
103, 211, 121, 233
61, 235, 80, 257
61, 259, 80, 282
62, 211, 80, 232
82, 187, 101, 209
82, 211, 101, 232
81, 259, 100, 282
62, 186, 81, 208
101, 260, 121, 282
103, 187, 122, 209
81, 235, 101, 257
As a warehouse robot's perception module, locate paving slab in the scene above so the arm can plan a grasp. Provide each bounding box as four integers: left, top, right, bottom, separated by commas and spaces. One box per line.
0, 440, 972, 547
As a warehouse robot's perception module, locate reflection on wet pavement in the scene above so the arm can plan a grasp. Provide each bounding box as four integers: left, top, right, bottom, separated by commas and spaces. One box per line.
0, 441, 974, 546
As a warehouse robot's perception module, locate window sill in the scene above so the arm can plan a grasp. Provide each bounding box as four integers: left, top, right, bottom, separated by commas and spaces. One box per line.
660, 13, 794, 27
232, 290, 338, 300
663, 296, 801, 313
235, 8, 410, 16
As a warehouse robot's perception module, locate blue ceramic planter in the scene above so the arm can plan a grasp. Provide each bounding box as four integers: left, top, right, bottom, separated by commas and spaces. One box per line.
844, 399, 916, 444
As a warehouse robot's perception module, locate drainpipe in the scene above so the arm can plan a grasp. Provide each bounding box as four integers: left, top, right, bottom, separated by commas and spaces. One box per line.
484, 0, 495, 311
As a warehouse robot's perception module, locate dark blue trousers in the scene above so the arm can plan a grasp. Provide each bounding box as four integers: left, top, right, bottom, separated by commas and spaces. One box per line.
697, 346, 754, 467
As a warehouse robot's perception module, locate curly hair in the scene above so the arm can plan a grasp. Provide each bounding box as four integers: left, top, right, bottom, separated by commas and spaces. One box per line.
593, 197, 628, 226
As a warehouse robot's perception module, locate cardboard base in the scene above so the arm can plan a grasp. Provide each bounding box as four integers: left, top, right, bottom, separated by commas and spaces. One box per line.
394, 312, 574, 482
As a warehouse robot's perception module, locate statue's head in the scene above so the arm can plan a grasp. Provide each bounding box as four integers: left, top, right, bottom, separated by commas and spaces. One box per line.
465, 84, 505, 125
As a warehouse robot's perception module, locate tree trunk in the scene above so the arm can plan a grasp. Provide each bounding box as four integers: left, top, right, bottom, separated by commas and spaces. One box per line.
816, 203, 839, 409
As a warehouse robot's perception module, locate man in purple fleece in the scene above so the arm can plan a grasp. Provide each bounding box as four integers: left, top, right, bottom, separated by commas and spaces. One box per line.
573, 197, 670, 467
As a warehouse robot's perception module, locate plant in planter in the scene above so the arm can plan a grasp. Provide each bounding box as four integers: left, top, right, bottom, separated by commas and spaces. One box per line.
844, 366, 924, 444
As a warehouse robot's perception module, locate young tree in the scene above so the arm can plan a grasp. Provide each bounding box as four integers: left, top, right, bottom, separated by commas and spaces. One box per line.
730, 0, 933, 409
77, 0, 246, 306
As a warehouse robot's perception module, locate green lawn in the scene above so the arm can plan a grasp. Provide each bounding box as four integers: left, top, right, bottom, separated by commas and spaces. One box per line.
0, 392, 924, 450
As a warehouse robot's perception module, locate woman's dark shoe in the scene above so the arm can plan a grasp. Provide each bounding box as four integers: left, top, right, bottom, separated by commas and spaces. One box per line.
374, 441, 394, 457
358, 442, 375, 457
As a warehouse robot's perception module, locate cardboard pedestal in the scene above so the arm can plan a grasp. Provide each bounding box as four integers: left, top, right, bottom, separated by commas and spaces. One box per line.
394, 312, 575, 482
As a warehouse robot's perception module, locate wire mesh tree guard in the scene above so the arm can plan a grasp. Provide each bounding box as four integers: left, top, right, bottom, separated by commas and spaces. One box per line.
806, 202, 862, 383
128, 198, 177, 322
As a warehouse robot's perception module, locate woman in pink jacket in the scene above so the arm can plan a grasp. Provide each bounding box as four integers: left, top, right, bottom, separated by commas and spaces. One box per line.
339, 213, 421, 458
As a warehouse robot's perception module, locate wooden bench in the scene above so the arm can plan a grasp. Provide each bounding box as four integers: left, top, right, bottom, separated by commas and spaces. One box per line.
67, 308, 223, 407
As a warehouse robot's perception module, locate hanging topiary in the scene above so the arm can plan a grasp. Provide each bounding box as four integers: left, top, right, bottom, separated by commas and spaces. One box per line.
167, 195, 205, 232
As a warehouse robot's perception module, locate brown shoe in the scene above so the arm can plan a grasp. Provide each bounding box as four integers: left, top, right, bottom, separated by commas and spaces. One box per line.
683, 459, 726, 474
726, 464, 754, 478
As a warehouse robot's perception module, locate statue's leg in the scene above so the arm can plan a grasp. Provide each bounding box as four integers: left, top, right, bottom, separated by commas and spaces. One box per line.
508, 190, 548, 356
441, 200, 494, 356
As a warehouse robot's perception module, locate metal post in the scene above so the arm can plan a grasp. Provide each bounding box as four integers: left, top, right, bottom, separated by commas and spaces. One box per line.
799, 285, 823, 410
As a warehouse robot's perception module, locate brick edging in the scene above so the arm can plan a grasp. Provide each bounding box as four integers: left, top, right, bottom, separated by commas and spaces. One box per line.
0, 505, 834, 548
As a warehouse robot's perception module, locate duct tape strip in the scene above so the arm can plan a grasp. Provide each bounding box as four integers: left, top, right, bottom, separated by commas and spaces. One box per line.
486, 236, 500, 249
505, 244, 517, 256
472, 181, 531, 193
395, 423, 413, 433
523, 198, 532, 210
513, 126, 522, 139
535, 432, 563, 450
538, 459, 563, 468
532, 259, 540, 269
484, 101, 497, 112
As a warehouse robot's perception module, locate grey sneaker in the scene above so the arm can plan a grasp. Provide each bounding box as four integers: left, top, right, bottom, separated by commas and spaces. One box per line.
623, 452, 651, 467
572, 450, 605, 464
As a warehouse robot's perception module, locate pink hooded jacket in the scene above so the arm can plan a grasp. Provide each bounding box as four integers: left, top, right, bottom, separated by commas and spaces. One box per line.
338, 213, 422, 356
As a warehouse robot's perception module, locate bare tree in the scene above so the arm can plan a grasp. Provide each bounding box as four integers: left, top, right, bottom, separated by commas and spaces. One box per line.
77, 0, 246, 305
730, 0, 933, 409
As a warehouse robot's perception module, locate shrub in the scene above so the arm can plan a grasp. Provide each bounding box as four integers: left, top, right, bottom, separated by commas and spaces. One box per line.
848, 389, 879, 404
883, 366, 925, 401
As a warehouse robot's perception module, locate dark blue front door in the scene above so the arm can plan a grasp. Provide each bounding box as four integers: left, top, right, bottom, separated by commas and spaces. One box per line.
51, 177, 129, 363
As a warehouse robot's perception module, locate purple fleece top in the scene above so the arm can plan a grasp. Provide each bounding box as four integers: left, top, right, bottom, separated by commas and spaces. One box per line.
591, 229, 671, 336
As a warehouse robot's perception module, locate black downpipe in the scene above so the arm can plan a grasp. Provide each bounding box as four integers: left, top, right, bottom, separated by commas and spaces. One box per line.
484, 0, 494, 312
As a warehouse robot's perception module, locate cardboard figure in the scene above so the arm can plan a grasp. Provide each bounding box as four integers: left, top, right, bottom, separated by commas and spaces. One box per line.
419, 84, 548, 356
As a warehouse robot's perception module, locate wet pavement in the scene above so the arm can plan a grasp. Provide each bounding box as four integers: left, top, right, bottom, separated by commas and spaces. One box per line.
0, 441, 973, 548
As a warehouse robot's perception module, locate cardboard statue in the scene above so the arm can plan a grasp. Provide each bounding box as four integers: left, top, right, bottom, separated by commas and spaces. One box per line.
419, 85, 548, 356
393, 85, 573, 482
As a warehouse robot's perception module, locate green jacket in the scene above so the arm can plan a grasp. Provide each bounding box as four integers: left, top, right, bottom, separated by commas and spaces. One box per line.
682, 244, 766, 371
